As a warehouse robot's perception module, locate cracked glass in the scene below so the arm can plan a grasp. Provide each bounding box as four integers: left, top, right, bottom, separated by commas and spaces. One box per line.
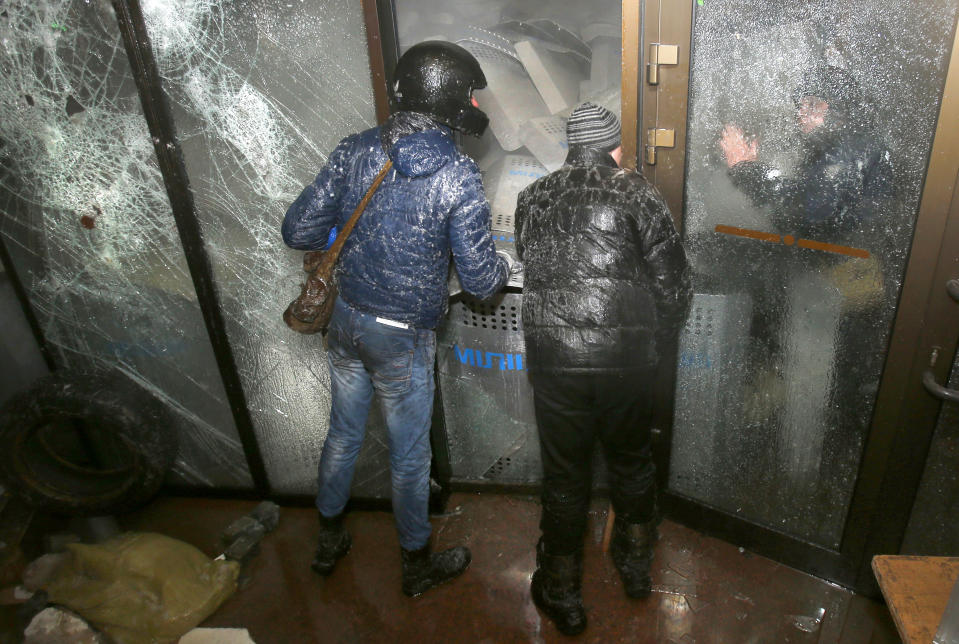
0, 0, 252, 488
140, 0, 379, 495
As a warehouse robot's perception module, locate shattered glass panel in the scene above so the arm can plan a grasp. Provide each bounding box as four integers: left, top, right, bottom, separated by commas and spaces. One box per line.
672, 0, 958, 546
901, 351, 959, 556
0, 1, 252, 488
397, 0, 621, 482
140, 1, 378, 495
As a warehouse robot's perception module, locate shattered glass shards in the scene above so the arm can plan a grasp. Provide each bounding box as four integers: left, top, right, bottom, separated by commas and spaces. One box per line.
140, 0, 380, 495
0, 0, 251, 488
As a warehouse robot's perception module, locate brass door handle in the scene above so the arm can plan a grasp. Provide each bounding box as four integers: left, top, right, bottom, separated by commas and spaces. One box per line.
922, 347, 959, 402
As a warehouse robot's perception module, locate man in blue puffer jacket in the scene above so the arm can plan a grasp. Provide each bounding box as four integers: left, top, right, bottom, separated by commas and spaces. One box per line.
282, 41, 510, 597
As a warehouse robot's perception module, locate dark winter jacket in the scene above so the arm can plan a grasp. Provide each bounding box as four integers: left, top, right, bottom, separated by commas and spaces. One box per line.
282, 112, 508, 329
515, 146, 692, 374
729, 113, 893, 240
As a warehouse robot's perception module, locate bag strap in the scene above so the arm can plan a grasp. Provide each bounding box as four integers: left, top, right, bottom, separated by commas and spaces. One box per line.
313, 159, 393, 275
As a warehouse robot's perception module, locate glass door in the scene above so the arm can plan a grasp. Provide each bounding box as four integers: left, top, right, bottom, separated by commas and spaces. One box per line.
642, 0, 959, 589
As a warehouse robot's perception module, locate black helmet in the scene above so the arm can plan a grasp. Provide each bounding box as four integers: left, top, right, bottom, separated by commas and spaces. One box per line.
390, 41, 489, 137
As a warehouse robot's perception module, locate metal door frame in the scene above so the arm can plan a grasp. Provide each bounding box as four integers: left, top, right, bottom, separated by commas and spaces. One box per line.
630, 0, 959, 593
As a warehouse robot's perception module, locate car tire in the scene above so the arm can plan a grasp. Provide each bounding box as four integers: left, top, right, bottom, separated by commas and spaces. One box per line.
0, 370, 177, 515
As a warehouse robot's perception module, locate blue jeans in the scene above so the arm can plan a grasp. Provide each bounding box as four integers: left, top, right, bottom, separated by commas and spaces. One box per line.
316, 296, 436, 550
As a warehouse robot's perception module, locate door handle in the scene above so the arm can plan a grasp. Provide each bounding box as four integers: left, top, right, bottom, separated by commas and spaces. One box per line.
922, 347, 959, 402
947, 279, 959, 302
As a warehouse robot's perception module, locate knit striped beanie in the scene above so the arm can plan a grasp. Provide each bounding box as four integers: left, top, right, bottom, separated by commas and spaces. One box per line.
566, 102, 621, 151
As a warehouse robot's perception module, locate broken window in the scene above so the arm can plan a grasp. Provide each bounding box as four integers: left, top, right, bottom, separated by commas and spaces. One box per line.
0, 0, 252, 489
141, 0, 379, 495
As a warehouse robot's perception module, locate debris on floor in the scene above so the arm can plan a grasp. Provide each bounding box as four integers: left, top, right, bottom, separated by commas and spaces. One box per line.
40, 532, 239, 644
23, 606, 106, 644
220, 501, 279, 562
179, 627, 257, 644
21, 553, 68, 593
218, 501, 280, 587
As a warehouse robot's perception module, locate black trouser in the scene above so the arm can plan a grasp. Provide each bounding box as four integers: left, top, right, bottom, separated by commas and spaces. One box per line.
530, 371, 657, 556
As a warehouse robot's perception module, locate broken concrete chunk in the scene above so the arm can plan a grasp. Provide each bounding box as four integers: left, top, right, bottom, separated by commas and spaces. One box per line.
221, 516, 263, 547
22, 553, 69, 593
24, 607, 106, 644
222, 526, 266, 565
179, 627, 257, 644
248, 502, 280, 532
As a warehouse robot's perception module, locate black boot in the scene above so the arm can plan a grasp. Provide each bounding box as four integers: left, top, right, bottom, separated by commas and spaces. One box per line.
530, 540, 586, 636
400, 544, 471, 597
609, 517, 658, 599
311, 513, 351, 576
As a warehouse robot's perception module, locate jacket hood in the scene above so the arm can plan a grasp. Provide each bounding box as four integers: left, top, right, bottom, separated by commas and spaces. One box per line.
380, 111, 455, 178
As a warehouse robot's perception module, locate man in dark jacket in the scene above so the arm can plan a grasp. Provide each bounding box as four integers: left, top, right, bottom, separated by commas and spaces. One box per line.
719, 64, 893, 240
282, 41, 510, 597
718, 65, 894, 496
515, 102, 692, 634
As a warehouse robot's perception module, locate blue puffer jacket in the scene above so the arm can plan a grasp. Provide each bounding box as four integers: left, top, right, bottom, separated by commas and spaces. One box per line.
282, 112, 508, 329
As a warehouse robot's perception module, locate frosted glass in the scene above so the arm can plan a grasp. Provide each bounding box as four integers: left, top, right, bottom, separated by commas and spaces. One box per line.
672, 0, 958, 547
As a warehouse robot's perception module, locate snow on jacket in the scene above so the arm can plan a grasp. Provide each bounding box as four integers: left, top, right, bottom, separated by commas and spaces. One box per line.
282, 112, 508, 329
515, 146, 692, 374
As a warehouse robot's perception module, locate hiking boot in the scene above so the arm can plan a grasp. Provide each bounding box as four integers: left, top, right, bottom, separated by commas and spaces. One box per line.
400, 544, 471, 597
310, 513, 351, 576
609, 518, 658, 599
530, 540, 586, 636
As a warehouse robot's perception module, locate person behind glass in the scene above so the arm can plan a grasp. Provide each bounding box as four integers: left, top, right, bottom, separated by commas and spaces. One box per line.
717, 64, 896, 507
718, 64, 893, 239
281, 41, 514, 597
514, 103, 692, 635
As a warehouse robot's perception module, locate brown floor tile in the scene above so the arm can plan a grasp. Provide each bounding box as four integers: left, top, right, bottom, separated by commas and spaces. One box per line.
119, 493, 899, 644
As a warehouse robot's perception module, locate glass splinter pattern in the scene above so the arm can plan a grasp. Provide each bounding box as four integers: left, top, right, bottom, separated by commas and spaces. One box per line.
141, 0, 378, 495
0, 0, 252, 488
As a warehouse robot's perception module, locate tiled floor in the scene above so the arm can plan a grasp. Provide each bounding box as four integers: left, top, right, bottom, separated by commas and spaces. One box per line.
121, 493, 899, 643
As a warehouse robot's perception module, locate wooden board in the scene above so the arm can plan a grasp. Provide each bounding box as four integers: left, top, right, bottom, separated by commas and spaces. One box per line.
872, 555, 959, 644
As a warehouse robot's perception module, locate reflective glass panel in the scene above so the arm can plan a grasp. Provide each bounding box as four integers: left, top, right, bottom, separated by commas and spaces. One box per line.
672, 0, 958, 546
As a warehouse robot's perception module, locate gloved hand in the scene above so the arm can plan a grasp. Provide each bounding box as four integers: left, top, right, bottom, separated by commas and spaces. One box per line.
496, 250, 524, 279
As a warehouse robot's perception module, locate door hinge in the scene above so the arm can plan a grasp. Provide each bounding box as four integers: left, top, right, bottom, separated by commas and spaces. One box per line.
645, 128, 675, 166
647, 43, 679, 85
